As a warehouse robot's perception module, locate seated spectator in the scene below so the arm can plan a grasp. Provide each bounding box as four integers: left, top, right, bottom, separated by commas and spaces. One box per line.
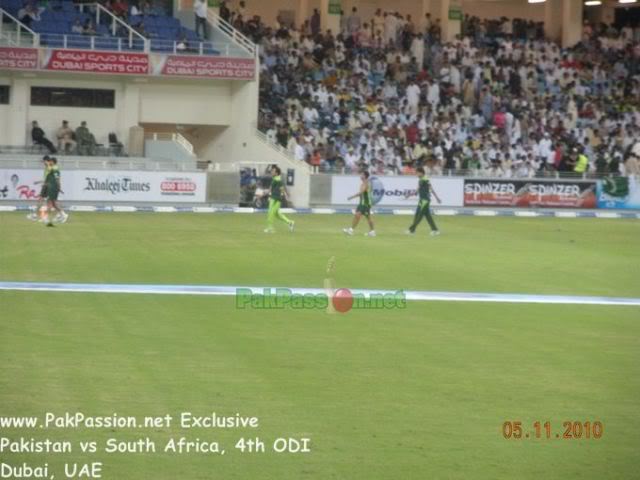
176, 33, 188, 52
142, 0, 153, 15
134, 22, 147, 36
130, 2, 141, 16
56, 121, 76, 154
82, 20, 96, 36
71, 20, 83, 34
75, 121, 97, 156
31, 121, 56, 154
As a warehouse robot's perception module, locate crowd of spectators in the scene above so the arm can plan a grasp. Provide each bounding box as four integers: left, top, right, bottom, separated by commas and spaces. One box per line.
222, 4, 640, 177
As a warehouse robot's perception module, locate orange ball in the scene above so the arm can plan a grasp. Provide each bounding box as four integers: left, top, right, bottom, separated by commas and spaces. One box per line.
332, 288, 354, 313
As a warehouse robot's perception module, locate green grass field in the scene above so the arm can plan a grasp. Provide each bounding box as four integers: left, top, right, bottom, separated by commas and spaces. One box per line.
1, 212, 639, 480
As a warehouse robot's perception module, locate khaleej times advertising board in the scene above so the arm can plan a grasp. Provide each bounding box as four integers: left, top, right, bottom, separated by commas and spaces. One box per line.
331, 175, 464, 207
0, 170, 207, 203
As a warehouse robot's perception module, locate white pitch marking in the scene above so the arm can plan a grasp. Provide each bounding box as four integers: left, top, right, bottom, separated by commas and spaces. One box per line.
0, 282, 638, 306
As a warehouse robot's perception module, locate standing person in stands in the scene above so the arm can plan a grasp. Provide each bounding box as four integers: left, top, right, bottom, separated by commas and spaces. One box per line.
219, 1, 231, 22
194, 0, 208, 39
31, 121, 56, 154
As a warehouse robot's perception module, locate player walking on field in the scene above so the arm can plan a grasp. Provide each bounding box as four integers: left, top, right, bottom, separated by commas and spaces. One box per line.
264, 165, 294, 233
27, 155, 52, 222
406, 166, 440, 236
43, 157, 68, 227
343, 171, 376, 237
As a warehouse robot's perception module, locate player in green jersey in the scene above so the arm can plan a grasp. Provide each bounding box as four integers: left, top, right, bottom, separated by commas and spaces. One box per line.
264, 165, 294, 233
27, 155, 51, 222
343, 171, 376, 237
43, 157, 68, 227
406, 166, 441, 236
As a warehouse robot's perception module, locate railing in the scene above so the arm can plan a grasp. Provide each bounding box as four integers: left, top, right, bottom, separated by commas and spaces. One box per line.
0, 153, 198, 171
206, 9, 256, 58
39, 32, 146, 51
254, 128, 311, 171
0, 8, 39, 47
90, 3, 149, 52
145, 132, 195, 156
147, 38, 227, 55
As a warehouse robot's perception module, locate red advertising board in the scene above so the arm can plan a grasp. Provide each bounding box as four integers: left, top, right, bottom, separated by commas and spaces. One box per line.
0, 47, 38, 70
158, 55, 255, 80
464, 179, 597, 208
43, 49, 149, 75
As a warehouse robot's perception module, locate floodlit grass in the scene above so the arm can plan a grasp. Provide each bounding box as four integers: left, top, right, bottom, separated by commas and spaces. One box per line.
0, 212, 639, 479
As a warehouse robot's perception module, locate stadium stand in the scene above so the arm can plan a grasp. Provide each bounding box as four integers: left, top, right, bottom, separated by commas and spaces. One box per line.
248, 12, 640, 178
4, 0, 219, 54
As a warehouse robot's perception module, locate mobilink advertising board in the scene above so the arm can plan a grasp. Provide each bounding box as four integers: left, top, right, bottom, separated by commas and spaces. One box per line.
331, 176, 464, 207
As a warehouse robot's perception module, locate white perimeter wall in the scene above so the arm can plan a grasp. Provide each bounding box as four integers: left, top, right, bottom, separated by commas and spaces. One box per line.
0, 74, 233, 149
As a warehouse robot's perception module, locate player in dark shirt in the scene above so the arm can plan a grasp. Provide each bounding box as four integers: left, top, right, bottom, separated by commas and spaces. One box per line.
406, 167, 441, 236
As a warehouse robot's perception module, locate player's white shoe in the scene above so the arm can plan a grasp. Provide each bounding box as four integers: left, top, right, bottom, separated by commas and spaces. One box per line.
263, 228, 274, 234
55, 212, 69, 224
342, 228, 353, 236
405, 230, 415, 235
366, 230, 377, 237
288, 221, 295, 233
430, 230, 441, 236
27, 213, 38, 221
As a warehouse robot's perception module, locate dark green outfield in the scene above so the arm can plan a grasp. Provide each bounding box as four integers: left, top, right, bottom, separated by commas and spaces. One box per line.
0, 213, 638, 479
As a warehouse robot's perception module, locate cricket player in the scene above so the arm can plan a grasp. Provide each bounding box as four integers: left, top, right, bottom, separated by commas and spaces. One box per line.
27, 155, 51, 222
265, 165, 294, 233
406, 166, 440, 236
343, 171, 376, 237
43, 157, 68, 227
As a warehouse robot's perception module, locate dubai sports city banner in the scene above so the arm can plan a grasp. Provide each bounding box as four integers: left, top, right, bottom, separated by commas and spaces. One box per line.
42, 49, 150, 75
0, 169, 207, 203
0, 46, 38, 70
331, 175, 464, 207
463, 179, 597, 209
0, 46, 255, 80
597, 176, 640, 210
150, 54, 256, 80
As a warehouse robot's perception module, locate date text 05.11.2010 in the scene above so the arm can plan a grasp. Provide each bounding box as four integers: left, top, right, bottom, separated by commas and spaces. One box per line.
502, 421, 603, 440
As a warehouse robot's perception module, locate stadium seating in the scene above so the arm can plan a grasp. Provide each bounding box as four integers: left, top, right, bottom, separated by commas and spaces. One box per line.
7, 0, 219, 55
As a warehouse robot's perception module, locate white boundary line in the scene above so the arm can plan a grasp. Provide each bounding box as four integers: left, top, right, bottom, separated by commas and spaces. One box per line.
1, 282, 638, 306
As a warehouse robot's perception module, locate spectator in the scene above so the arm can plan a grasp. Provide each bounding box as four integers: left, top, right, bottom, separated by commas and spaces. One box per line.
71, 20, 83, 34
31, 121, 56, 154
82, 20, 96, 36
56, 121, 76, 154
219, 1, 231, 23
75, 122, 97, 156
18, 4, 41, 28
111, 0, 128, 20
310, 9, 320, 37
346, 7, 361, 36
194, 0, 208, 39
